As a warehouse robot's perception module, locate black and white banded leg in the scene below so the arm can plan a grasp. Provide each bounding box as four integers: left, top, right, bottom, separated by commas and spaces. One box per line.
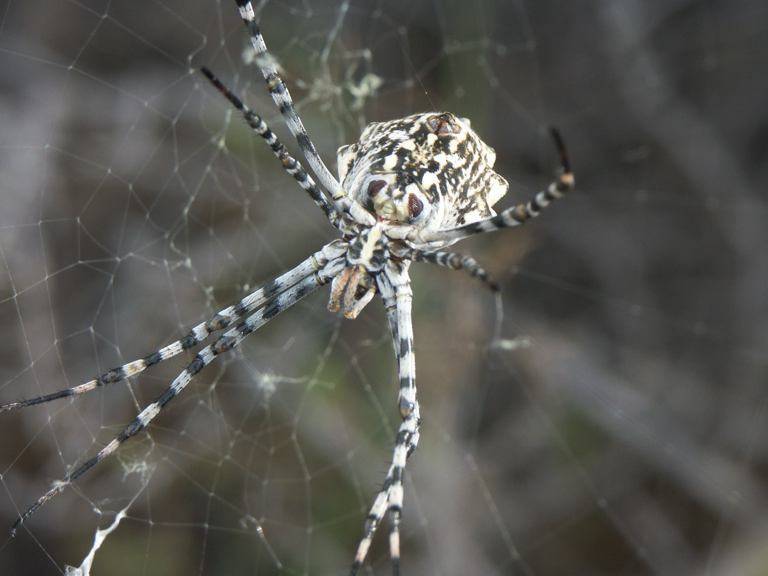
200, 67, 344, 230
10, 255, 345, 536
350, 432, 421, 576
407, 128, 574, 245
385, 269, 420, 575
232, 0, 375, 227
351, 265, 420, 575
410, 250, 499, 292
0, 242, 345, 414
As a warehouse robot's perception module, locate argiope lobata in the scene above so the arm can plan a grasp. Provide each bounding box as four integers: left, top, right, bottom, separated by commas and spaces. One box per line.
2, 1, 575, 573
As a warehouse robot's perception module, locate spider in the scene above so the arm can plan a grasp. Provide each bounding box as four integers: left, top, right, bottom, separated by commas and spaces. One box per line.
2, 1, 574, 573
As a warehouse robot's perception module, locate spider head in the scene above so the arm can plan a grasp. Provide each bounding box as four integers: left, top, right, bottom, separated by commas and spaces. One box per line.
337, 112, 508, 230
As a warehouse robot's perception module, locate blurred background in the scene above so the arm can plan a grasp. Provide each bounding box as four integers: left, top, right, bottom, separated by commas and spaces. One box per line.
1, 0, 767, 574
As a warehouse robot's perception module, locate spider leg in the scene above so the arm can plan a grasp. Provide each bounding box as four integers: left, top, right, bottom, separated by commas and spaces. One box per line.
384, 269, 420, 576
200, 67, 343, 230
351, 265, 420, 576
0, 241, 345, 412
411, 249, 499, 292
350, 287, 404, 573
407, 128, 574, 245
350, 444, 420, 576
10, 256, 345, 537
231, 1, 375, 227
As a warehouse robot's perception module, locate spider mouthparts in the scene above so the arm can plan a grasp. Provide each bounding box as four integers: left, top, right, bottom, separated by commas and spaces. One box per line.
327, 266, 376, 319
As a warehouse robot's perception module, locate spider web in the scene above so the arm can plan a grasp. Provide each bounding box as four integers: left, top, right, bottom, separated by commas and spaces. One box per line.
1, 0, 767, 574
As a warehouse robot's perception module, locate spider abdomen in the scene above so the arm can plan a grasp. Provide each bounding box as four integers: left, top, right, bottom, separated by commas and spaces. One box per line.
337, 111, 509, 229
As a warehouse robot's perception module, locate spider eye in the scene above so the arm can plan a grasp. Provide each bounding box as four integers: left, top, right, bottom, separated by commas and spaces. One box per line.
367, 179, 387, 197
426, 114, 460, 136
408, 194, 424, 219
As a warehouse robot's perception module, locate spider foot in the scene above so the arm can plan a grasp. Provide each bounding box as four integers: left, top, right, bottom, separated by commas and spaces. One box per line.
350, 406, 420, 575
549, 127, 575, 192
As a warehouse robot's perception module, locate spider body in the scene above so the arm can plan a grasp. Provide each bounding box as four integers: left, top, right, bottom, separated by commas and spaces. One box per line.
339, 112, 509, 230
329, 111, 512, 321
2, 2, 574, 574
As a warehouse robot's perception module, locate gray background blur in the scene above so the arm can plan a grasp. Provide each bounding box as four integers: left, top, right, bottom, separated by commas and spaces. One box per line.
1, 0, 767, 575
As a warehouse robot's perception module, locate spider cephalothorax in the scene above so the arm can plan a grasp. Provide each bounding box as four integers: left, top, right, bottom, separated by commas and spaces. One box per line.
338, 112, 509, 230
2, 2, 574, 574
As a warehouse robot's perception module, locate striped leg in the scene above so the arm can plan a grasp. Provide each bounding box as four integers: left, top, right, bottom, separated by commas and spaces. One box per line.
385, 270, 420, 576
0, 241, 345, 413
411, 250, 499, 291
232, 1, 375, 227
10, 257, 345, 537
201, 67, 343, 230
412, 128, 575, 245
351, 266, 420, 575
350, 440, 421, 576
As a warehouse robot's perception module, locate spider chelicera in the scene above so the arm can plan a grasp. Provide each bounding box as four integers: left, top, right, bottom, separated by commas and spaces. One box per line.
2, 1, 574, 573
